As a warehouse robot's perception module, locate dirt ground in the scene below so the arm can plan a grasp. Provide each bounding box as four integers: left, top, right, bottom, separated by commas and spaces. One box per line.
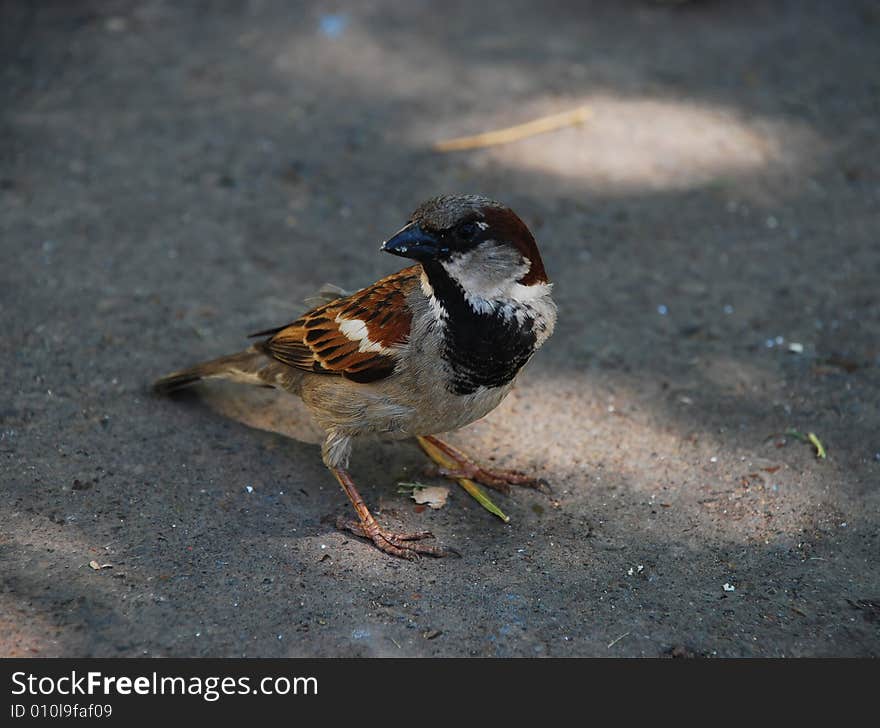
2, 0, 879, 657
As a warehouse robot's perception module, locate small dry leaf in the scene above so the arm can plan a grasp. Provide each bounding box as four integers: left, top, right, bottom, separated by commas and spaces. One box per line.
411, 486, 450, 510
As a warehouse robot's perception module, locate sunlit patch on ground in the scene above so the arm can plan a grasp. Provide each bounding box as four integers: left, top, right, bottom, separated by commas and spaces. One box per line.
478, 96, 823, 195
0, 604, 59, 657
198, 383, 325, 445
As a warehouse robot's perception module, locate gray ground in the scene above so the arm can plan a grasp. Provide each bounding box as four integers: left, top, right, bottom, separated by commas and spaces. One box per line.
2, 0, 879, 657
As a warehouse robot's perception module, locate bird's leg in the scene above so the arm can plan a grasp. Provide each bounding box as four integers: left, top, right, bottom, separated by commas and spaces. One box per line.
330, 467, 449, 560
416, 435, 548, 495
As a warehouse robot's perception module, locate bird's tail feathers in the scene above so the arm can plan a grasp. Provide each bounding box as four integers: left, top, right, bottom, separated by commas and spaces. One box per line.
153, 347, 270, 394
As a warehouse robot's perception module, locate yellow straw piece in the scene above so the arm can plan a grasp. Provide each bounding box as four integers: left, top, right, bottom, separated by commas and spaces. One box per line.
433, 106, 592, 152
807, 432, 827, 459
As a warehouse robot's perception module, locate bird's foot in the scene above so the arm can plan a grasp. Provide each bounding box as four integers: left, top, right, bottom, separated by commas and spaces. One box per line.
331, 465, 456, 560
335, 517, 451, 560
433, 464, 548, 495
417, 435, 550, 495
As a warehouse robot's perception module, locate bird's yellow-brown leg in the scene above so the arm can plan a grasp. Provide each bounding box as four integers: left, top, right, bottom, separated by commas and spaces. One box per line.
331, 467, 448, 559
417, 435, 548, 495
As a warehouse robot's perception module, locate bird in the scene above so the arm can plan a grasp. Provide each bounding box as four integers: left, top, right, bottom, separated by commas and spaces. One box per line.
153, 194, 557, 559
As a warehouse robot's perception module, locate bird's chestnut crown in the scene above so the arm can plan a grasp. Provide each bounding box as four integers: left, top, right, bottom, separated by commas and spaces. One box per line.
382, 194, 548, 286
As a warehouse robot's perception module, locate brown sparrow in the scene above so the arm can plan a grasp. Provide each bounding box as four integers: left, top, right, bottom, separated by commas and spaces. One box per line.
154, 194, 556, 559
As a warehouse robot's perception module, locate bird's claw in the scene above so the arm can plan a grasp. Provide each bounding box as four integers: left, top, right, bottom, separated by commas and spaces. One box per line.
431, 464, 551, 495
335, 517, 450, 559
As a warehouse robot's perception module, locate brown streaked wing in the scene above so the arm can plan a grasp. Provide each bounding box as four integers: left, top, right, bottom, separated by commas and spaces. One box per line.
253, 266, 420, 383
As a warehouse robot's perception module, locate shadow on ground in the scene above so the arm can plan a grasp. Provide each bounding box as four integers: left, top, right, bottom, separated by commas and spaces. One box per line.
1, 0, 878, 656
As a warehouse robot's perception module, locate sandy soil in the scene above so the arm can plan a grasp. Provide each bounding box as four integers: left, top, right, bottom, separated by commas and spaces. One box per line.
1, 0, 878, 657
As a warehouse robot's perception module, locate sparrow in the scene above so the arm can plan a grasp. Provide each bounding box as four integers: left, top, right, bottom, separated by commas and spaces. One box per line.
154, 194, 557, 559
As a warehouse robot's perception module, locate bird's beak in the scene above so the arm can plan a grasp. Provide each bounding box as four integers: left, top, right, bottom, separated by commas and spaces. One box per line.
381, 224, 446, 261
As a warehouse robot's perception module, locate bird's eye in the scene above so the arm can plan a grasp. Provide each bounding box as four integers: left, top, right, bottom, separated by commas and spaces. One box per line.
457, 222, 478, 240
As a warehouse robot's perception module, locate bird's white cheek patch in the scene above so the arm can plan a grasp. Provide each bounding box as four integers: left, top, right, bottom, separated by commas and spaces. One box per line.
510, 281, 553, 304
336, 317, 392, 353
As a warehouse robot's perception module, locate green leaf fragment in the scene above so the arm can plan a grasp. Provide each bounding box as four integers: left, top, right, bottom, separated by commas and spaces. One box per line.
785, 429, 826, 459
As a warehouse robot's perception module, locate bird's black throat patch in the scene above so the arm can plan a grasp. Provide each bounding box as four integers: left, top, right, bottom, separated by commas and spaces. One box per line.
422, 261, 538, 395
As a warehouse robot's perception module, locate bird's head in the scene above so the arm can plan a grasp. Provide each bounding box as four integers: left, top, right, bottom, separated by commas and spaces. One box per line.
381, 195, 549, 303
